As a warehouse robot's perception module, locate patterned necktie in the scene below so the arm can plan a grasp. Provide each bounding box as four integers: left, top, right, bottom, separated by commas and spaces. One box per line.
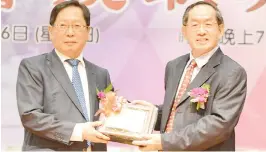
66, 59, 90, 121
66, 59, 91, 147
165, 60, 197, 133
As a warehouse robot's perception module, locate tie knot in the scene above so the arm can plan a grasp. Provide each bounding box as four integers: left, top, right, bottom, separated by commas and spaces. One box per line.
66, 59, 80, 67
190, 60, 197, 68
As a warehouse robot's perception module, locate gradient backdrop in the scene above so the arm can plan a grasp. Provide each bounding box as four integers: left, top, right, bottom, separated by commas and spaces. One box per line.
1, 0, 266, 151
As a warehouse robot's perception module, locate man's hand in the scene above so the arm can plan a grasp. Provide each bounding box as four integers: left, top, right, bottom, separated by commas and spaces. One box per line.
132, 134, 163, 151
82, 121, 110, 143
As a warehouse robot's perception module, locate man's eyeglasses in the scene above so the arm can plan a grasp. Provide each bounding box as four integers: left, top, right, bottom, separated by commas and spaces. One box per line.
53, 24, 89, 32
185, 22, 218, 31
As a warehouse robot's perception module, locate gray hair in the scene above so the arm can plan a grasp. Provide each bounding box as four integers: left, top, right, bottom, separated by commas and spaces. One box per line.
182, 1, 224, 26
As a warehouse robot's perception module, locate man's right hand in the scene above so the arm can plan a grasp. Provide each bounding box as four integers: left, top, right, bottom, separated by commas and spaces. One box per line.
82, 121, 110, 143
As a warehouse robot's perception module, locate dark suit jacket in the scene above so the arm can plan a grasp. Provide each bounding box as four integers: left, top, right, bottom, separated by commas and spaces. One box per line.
16, 50, 110, 151
155, 48, 247, 151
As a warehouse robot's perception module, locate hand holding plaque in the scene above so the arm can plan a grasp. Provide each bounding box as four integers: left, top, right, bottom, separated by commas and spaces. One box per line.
94, 85, 158, 145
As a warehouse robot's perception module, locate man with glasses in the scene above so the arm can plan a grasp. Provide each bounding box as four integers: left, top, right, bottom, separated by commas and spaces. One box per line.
16, 1, 110, 151
132, 1, 247, 151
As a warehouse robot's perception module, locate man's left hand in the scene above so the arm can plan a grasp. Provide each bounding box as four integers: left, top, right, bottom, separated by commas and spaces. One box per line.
132, 134, 162, 151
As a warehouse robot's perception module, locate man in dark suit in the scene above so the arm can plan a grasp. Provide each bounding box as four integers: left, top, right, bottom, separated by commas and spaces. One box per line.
132, 1, 247, 151
16, 1, 110, 151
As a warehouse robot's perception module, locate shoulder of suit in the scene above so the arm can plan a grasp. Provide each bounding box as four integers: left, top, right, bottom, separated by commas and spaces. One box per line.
166, 53, 189, 66
220, 55, 246, 72
83, 59, 108, 72
20, 53, 48, 66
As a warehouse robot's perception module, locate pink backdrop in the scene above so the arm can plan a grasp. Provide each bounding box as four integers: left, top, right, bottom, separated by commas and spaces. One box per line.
1, 0, 266, 151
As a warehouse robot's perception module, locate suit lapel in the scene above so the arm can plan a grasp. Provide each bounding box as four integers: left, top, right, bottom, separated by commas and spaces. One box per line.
176, 48, 223, 108
84, 60, 97, 121
46, 50, 86, 119
161, 55, 189, 131
177, 64, 215, 107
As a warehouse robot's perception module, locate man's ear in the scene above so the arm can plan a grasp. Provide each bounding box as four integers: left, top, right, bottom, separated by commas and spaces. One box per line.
182, 25, 188, 40
86, 26, 91, 41
48, 25, 54, 40
218, 24, 225, 39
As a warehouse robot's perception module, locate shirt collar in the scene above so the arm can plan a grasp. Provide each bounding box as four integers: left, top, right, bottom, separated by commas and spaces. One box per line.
189, 46, 219, 68
55, 49, 85, 67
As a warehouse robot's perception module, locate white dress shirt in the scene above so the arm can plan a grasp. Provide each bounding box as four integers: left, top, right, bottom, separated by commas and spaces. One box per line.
176, 46, 219, 95
55, 49, 89, 141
